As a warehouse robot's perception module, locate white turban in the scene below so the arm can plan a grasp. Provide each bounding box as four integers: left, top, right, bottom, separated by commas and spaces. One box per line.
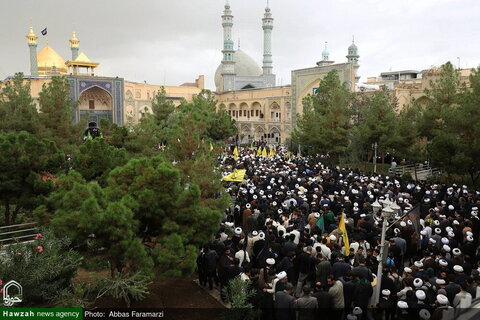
416, 290, 426, 300
414, 278, 423, 288
437, 294, 449, 305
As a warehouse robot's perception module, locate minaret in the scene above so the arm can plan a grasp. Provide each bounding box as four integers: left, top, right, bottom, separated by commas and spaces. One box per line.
322, 42, 330, 61
317, 41, 334, 66
69, 31, 80, 60
26, 26, 38, 76
262, 1, 273, 76
221, 0, 236, 91
346, 36, 360, 82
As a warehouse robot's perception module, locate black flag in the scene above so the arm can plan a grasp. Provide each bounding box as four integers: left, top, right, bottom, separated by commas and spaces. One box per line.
404, 204, 421, 249
41, 28, 47, 36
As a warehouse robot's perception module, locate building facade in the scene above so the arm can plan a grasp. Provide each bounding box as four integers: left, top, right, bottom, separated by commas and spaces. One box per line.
362, 67, 473, 111
12, 4, 364, 144
11, 27, 204, 127
214, 1, 360, 144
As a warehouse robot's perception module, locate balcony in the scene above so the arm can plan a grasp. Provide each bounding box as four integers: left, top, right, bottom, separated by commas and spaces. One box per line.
235, 118, 264, 122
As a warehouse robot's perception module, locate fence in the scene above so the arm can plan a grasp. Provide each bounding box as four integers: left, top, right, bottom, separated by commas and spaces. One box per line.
389, 163, 441, 181
0, 222, 38, 246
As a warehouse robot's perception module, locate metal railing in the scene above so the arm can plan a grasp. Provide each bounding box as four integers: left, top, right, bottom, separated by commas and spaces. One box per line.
389, 163, 441, 181
0, 222, 38, 245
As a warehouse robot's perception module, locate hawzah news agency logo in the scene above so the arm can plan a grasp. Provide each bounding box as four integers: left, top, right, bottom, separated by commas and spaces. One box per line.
2, 280, 23, 306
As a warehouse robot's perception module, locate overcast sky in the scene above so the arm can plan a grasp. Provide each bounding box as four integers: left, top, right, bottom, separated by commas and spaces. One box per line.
1, 0, 479, 90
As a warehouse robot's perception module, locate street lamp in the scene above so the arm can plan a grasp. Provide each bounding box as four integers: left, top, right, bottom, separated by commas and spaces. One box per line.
390, 202, 401, 215
371, 200, 382, 214
373, 204, 394, 306
383, 196, 392, 208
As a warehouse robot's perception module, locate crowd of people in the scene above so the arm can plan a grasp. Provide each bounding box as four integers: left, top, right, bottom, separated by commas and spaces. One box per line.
196, 147, 480, 320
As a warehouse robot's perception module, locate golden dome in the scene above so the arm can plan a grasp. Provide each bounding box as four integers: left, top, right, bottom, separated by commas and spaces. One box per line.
74, 52, 91, 62
37, 46, 67, 74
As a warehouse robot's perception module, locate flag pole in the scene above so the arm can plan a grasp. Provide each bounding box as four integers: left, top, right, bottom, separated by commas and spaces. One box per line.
385, 204, 419, 231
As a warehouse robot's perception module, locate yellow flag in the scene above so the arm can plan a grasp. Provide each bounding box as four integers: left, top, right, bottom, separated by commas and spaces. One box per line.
271, 147, 276, 157
210, 143, 214, 151
261, 147, 267, 157
233, 146, 239, 161
222, 169, 246, 182
256, 147, 262, 156
339, 213, 350, 255
286, 152, 291, 159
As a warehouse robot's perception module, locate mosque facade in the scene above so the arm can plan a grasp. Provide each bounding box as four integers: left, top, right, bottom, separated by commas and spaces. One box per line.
213, 1, 360, 145
10, 1, 364, 145
15, 27, 204, 127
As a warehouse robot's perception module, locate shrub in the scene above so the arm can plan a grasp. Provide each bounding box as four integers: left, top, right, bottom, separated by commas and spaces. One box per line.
0, 230, 82, 306
222, 278, 261, 320
400, 173, 413, 181
95, 272, 152, 307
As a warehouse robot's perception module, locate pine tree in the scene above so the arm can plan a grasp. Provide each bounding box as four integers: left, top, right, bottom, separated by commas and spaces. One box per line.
292, 70, 352, 164
418, 62, 460, 140
37, 76, 84, 154
0, 73, 40, 134
106, 156, 222, 279
35, 171, 154, 278
429, 67, 480, 187
72, 138, 128, 185
0, 131, 65, 224
357, 89, 398, 160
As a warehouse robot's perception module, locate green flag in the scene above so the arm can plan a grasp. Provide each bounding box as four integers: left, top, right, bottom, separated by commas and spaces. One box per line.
315, 214, 325, 235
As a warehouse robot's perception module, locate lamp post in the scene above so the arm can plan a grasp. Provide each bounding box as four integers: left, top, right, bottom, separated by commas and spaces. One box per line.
390, 202, 401, 215
373, 142, 378, 173
371, 200, 382, 215
373, 204, 394, 306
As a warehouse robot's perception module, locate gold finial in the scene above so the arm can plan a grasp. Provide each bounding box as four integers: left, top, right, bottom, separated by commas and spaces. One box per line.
69, 30, 80, 48
26, 26, 38, 45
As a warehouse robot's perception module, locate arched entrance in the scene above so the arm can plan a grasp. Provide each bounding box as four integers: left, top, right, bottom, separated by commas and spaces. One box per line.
269, 126, 281, 145
240, 125, 252, 144
79, 86, 113, 125
254, 126, 266, 142
270, 102, 281, 122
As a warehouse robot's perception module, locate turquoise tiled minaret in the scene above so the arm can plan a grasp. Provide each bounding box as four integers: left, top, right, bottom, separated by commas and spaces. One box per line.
346, 36, 360, 82
221, 0, 236, 91
322, 42, 330, 61
262, 2, 273, 75
26, 26, 38, 76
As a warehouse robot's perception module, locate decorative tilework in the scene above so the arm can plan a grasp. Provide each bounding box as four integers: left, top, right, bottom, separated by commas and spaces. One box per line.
115, 81, 123, 125
78, 80, 113, 95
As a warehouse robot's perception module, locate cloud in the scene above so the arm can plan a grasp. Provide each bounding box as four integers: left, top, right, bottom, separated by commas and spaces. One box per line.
1, 0, 479, 90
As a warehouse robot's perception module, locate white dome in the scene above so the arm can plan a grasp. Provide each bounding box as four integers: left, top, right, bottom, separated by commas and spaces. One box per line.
215, 49, 262, 91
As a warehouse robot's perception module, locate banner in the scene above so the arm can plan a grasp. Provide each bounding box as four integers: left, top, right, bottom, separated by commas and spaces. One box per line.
339, 213, 350, 254
261, 148, 267, 157
315, 214, 325, 235
405, 204, 421, 249
233, 146, 239, 161
222, 169, 246, 182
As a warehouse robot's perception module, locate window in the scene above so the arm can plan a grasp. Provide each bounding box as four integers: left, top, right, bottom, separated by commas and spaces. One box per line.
89, 100, 95, 110
251, 110, 254, 116
244, 110, 247, 116
256, 110, 259, 117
